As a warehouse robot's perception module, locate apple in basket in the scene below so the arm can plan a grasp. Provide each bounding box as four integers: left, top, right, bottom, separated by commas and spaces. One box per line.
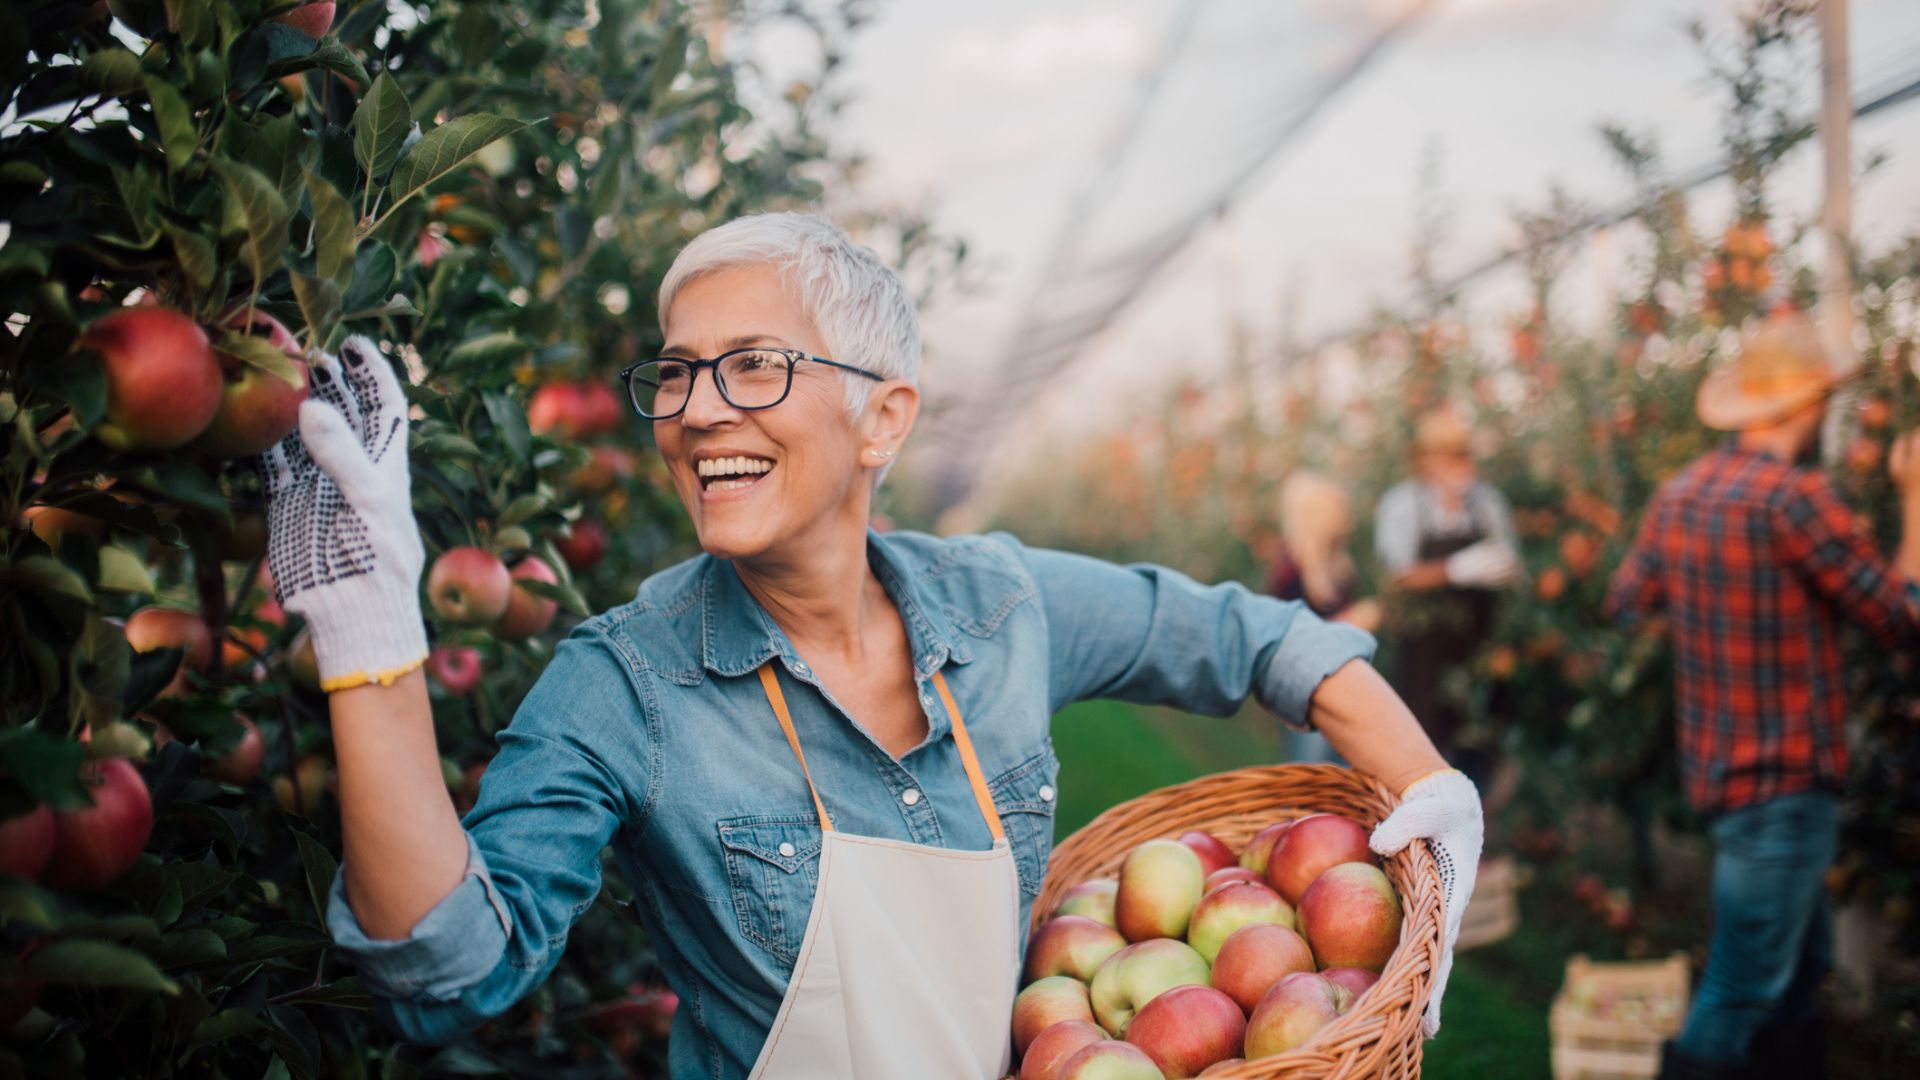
1176, 830, 1237, 877
1115, 839, 1206, 941
1203, 867, 1262, 894
1058, 1040, 1166, 1080
1185, 880, 1294, 963
1013, 977, 1097, 1057
1024, 915, 1128, 985
1209, 923, 1316, 1015
1054, 878, 1120, 928
1321, 967, 1380, 1000
1238, 820, 1293, 875
1022, 1020, 1109, 1080
1244, 972, 1355, 1058
1124, 984, 1245, 1078
1265, 813, 1376, 903
1089, 938, 1210, 1038
1297, 862, 1402, 973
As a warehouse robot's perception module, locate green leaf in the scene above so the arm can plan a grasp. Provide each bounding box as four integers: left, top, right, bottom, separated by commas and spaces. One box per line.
244, 112, 309, 202
82, 721, 151, 762
0, 730, 89, 811
182, 1008, 268, 1061
514, 577, 589, 618
7, 555, 92, 605
383, 114, 531, 211
125, 645, 186, 715
339, 241, 396, 315
341, 293, 420, 322
351, 72, 412, 180
497, 493, 546, 528
161, 801, 246, 856
217, 331, 303, 388
275, 976, 372, 1011
650, 22, 691, 104
413, 433, 485, 460
0, 879, 61, 931
482, 392, 531, 464
307, 37, 370, 88
131, 459, 230, 519
215, 160, 292, 301
171, 0, 217, 50
25, 940, 179, 995
80, 50, 143, 96
26, 346, 107, 430
144, 76, 198, 175
306, 172, 356, 288
98, 545, 157, 594
224, 931, 326, 965
445, 332, 530, 370
291, 272, 342, 343
294, 830, 338, 924
166, 225, 218, 291
61, 913, 160, 943
112, 166, 163, 246
153, 928, 228, 967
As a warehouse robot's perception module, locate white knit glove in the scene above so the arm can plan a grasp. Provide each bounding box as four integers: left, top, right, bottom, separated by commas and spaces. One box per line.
1443, 540, 1519, 588
1369, 768, 1483, 1037
257, 336, 427, 692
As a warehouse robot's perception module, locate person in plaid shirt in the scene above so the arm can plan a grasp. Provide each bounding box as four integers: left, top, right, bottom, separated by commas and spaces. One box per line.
1607, 313, 1920, 1080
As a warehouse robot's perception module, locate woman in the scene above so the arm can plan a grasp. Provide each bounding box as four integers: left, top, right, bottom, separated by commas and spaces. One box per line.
264, 213, 1482, 1078
1265, 469, 1382, 633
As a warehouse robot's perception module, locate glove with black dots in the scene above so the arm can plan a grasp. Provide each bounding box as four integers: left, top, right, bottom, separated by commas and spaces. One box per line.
257, 336, 427, 692
1369, 768, 1484, 1037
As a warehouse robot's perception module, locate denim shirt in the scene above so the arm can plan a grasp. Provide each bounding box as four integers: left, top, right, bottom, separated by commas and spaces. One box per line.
325, 530, 1374, 1078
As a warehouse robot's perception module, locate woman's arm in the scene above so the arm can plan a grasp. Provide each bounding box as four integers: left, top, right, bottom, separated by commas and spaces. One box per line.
1306, 659, 1447, 794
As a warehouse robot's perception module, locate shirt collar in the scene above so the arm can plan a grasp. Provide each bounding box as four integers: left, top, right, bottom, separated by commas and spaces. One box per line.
698, 530, 973, 679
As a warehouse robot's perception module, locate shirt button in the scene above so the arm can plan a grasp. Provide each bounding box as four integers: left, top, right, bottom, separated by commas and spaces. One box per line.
792, 661, 809, 675
778, 842, 796, 858
902, 788, 922, 806
1039, 785, 1056, 803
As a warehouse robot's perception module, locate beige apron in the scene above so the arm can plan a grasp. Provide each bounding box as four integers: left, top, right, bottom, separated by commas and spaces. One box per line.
746, 665, 1023, 1079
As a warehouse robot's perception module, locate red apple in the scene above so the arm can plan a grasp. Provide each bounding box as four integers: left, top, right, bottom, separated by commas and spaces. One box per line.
1296, 862, 1402, 973
1320, 967, 1379, 1000
1023, 914, 1127, 986
1238, 821, 1294, 875
203, 716, 265, 785
1859, 395, 1892, 431
1177, 831, 1237, 877
44, 759, 153, 890
1013, 976, 1096, 1057
426, 645, 483, 695
1209, 923, 1316, 1014
1088, 938, 1210, 1038
1266, 813, 1376, 903
1244, 972, 1353, 1058
1058, 1040, 1165, 1080
570, 445, 638, 495
1124, 984, 1245, 1078
125, 606, 214, 697
427, 547, 513, 625
1115, 839, 1205, 942
1053, 878, 1119, 928
22, 506, 103, 549
0, 805, 56, 880
576, 379, 624, 436
492, 556, 560, 640
1203, 867, 1262, 894
1845, 436, 1883, 475
1021, 1020, 1108, 1080
555, 520, 610, 572
197, 309, 309, 458
528, 382, 588, 438
275, 1, 335, 38
1186, 880, 1295, 963
79, 307, 223, 450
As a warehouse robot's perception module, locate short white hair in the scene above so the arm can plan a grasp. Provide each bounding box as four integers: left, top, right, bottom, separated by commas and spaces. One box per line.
657, 212, 921, 420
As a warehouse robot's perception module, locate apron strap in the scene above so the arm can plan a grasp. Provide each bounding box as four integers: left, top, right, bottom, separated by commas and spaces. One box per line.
932, 671, 1006, 844
758, 665, 835, 833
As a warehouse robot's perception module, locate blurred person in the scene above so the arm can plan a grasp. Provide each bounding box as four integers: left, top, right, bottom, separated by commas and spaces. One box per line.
1267, 470, 1382, 764
266, 212, 1485, 1078
1373, 407, 1521, 785
1607, 313, 1920, 1080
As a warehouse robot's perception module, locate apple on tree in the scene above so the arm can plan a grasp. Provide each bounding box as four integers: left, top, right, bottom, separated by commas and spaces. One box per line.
555, 519, 610, 572
202, 716, 266, 786
0, 805, 56, 880
196, 308, 309, 458
492, 556, 560, 640
44, 759, 153, 890
79, 307, 224, 451
427, 547, 514, 625
124, 606, 214, 698
426, 645, 484, 696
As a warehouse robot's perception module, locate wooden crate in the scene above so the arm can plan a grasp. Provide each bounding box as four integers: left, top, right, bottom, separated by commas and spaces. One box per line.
1457, 855, 1519, 951
1550, 952, 1691, 1080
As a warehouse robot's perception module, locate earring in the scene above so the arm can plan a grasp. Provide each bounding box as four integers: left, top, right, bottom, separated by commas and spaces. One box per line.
869, 448, 895, 460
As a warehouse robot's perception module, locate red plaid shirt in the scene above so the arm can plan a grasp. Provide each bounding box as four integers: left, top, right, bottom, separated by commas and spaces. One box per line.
1607, 444, 1919, 816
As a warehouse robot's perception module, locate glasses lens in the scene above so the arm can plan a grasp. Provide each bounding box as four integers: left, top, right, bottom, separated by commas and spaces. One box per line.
716, 350, 793, 409
631, 360, 692, 417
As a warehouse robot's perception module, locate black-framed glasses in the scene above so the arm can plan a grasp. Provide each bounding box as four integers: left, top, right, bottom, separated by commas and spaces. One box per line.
619, 347, 886, 419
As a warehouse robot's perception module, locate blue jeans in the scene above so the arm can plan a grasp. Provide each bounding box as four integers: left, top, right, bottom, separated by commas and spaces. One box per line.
1676, 791, 1838, 1065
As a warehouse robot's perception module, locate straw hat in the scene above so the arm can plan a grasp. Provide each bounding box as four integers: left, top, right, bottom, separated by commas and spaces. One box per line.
1696, 313, 1842, 431
1412, 407, 1472, 456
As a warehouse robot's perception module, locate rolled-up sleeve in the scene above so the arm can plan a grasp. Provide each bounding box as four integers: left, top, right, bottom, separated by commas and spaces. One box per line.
323, 628, 648, 1045
1003, 535, 1375, 731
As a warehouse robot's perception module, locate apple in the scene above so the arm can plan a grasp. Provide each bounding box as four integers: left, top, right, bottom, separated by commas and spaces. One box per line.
1203, 867, 1262, 894
493, 556, 560, 640
1238, 821, 1293, 875
203, 716, 265, 785
22, 506, 103, 549
1185, 880, 1294, 963
1320, 967, 1380, 1000
125, 606, 214, 697
427, 547, 513, 625
273, 754, 333, 818
44, 759, 153, 890
1265, 813, 1376, 903
1859, 395, 1892, 431
555, 520, 610, 572
1244, 973, 1353, 1058
1176, 831, 1237, 877
577, 379, 624, 435
570, 445, 638, 495
1209, 923, 1315, 1014
528, 382, 588, 438
1023, 914, 1127, 985
79, 307, 223, 450
1115, 839, 1205, 941
1124, 984, 1245, 1078
1296, 862, 1402, 973
1013, 976, 1096, 1057
1021, 1020, 1108, 1080
1053, 878, 1119, 928
275, 1, 335, 38
1058, 1040, 1165, 1080
197, 309, 309, 458
283, 627, 321, 692
426, 645, 483, 695
0, 805, 56, 880
1845, 436, 1883, 476
1088, 939, 1210, 1038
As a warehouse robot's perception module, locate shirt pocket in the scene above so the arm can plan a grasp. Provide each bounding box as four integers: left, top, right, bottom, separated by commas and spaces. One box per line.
717, 814, 824, 970
988, 744, 1061, 900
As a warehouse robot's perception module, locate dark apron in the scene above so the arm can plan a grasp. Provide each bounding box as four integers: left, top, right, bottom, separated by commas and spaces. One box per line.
1389, 495, 1499, 766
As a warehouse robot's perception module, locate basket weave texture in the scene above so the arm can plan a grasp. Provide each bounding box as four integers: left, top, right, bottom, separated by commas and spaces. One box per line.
1029, 763, 1443, 1080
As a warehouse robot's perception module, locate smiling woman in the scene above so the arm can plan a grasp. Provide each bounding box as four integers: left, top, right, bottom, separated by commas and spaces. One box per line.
279, 213, 1485, 1080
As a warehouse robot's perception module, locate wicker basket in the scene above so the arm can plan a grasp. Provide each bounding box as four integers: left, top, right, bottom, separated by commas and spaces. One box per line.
1028, 764, 1444, 1080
